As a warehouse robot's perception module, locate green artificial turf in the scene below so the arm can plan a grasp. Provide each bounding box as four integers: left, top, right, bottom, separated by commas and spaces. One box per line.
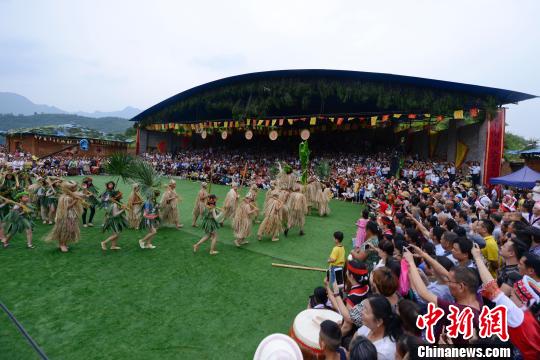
0, 177, 361, 359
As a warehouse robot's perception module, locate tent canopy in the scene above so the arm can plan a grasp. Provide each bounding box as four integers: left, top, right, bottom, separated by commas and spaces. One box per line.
490, 166, 540, 189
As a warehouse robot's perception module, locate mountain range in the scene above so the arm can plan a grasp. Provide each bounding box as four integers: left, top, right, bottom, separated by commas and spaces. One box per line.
0, 92, 141, 119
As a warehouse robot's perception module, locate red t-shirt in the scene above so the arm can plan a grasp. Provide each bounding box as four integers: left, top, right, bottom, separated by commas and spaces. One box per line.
508, 311, 540, 360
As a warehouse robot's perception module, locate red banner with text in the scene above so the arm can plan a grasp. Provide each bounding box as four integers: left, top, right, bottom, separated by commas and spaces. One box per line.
483, 109, 505, 185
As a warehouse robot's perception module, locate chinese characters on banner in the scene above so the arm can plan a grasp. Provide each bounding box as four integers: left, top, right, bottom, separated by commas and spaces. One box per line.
417, 303, 508, 343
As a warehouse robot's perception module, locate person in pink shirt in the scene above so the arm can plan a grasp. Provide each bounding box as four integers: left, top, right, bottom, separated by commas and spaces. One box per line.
355, 209, 369, 248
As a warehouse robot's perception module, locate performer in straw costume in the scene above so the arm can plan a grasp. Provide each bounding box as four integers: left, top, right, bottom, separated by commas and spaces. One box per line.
257, 192, 283, 242
277, 163, 296, 191
318, 185, 333, 217
220, 182, 239, 226
1, 191, 34, 249
193, 194, 222, 255
100, 181, 117, 210
232, 195, 258, 246
0, 170, 19, 199
305, 176, 322, 211
160, 179, 183, 229
246, 183, 260, 221
101, 190, 128, 250
45, 180, 85, 253
192, 182, 208, 227
285, 184, 308, 236
43, 177, 61, 224
0, 201, 8, 245
27, 179, 41, 205
263, 181, 278, 216
138, 189, 160, 250
81, 177, 99, 227
278, 187, 290, 229
126, 183, 144, 229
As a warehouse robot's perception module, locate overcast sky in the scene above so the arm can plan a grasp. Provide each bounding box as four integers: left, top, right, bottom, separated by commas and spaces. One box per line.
1, 0, 539, 137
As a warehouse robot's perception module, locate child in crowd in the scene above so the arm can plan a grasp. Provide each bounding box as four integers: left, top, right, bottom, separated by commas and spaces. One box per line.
354, 209, 369, 248
319, 320, 347, 360
328, 231, 345, 284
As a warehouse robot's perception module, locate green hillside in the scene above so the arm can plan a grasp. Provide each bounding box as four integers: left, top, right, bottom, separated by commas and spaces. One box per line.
0, 113, 133, 134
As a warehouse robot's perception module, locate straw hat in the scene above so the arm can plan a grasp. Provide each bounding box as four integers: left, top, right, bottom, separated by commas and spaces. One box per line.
61, 180, 78, 191
253, 334, 302, 360
201, 182, 208, 188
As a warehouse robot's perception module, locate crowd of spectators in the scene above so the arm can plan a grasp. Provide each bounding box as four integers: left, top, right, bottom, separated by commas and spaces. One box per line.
294, 164, 540, 360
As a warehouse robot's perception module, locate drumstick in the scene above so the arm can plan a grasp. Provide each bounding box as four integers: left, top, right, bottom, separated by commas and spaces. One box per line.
271, 263, 327, 272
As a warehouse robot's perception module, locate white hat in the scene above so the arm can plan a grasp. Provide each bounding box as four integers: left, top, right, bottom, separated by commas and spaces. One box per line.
253, 334, 302, 360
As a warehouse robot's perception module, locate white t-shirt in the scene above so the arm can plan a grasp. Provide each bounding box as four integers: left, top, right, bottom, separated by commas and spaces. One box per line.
533, 185, 540, 202
365, 183, 374, 198
435, 243, 445, 256
356, 326, 396, 360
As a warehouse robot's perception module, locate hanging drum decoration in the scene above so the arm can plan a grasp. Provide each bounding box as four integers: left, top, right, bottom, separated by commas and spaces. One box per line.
201, 130, 207, 139
245, 129, 253, 140
269, 130, 278, 141
221, 130, 228, 140
300, 129, 310, 140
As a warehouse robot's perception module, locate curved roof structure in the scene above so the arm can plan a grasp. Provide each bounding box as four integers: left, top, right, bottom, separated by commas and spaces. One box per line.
132, 69, 537, 124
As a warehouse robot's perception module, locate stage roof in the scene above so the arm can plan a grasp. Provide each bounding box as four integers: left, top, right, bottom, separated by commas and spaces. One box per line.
132, 69, 537, 124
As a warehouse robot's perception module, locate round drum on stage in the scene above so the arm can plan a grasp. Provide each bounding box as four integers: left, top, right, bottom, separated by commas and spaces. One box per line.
290, 309, 343, 359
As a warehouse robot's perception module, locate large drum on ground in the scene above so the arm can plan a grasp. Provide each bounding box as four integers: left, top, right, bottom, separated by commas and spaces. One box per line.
289, 309, 343, 359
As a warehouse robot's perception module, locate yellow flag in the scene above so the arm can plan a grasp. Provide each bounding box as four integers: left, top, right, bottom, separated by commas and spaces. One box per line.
258, 120, 263, 126
453, 110, 464, 120
310, 117, 316, 125
224, 121, 228, 128
247, 119, 251, 125
393, 114, 402, 118
272, 119, 277, 126
424, 114, 431, 118
329, 117, 335, 122
370, 116, 377, 126
288, 119, 294, 125
456, 140, 469, 167
235, 121, 239, 128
